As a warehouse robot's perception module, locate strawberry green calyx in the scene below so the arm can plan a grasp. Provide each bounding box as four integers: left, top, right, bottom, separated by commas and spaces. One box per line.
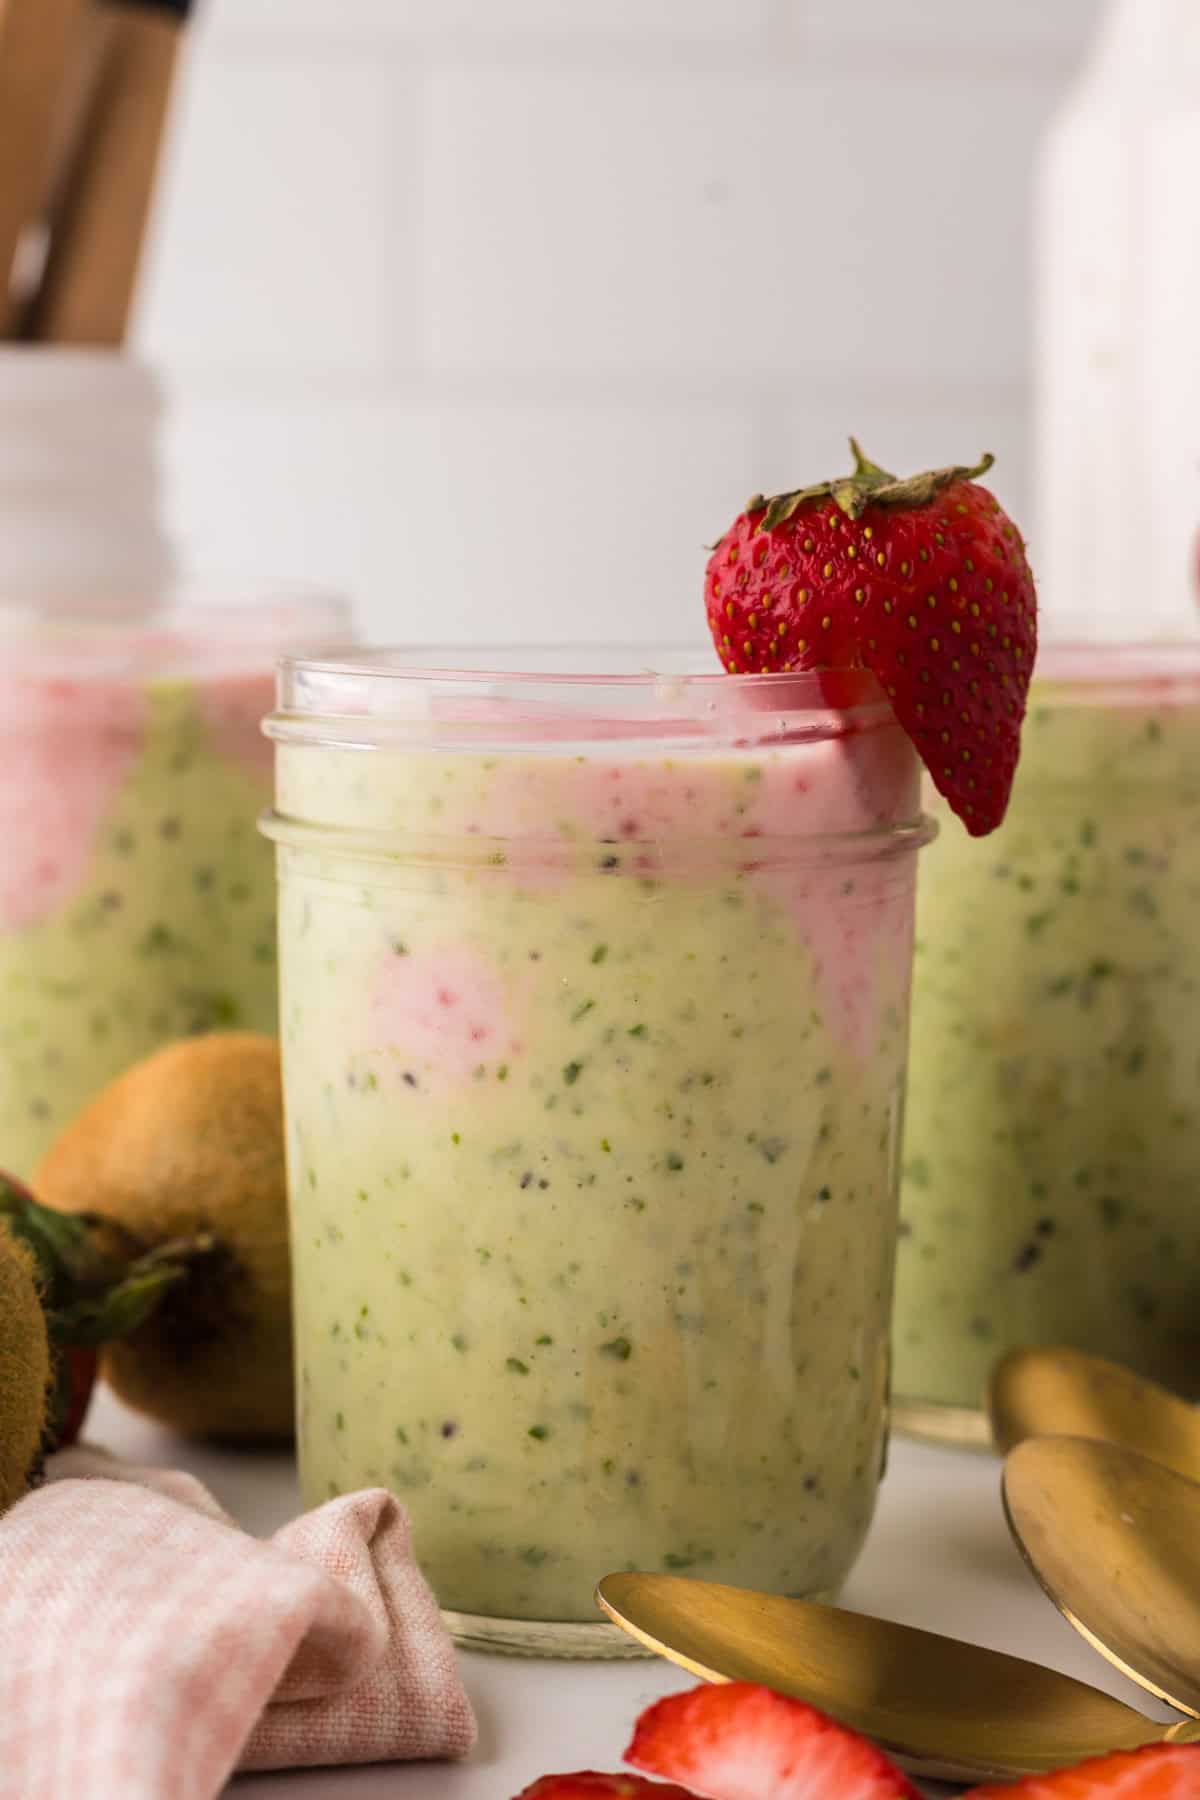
746, 438, 996, 530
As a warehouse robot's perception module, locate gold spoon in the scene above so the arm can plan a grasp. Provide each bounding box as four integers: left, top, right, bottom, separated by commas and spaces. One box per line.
989, 1346, 1200, 1480
1004, 1435, 1200, 1720
595, 1571, 1200, 1784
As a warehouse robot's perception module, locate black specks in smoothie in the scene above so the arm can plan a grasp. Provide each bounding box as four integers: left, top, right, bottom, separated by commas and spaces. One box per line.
441, 1420, 459, 1439
402, 1071, 418, 1088
590, 944, 608, 965
519, 1171, 534, 1189
528, 1425, 549, 1441
563, 1061, 583, 1086
1013, 1242, 1042, 1273
666, 1152, 684, 1172
506, 1358, 530, 1375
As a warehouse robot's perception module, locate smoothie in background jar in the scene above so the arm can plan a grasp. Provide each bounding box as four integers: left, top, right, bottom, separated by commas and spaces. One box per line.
0, 592, 347, 1175
895, 645, 1200, 1442
264, 648, 934, 1655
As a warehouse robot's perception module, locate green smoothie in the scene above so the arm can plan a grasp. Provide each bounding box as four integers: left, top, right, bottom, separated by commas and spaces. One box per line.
0, 673, 277, 1174
267, 656, 932, 1646
895, 648, 1200, 1434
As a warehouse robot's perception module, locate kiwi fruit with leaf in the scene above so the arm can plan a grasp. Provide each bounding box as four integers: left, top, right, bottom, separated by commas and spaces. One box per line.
36, 1033, 293, 1444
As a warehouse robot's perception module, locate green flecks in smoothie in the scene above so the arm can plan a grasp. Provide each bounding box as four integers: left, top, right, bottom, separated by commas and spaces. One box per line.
563, 1061, 584, 1086
451, 1333, 468, 1352
451, 1132, 461, 1145
590, 944, 608, 965
663, 1548, 715, 1571
395, 1426, 409, 1444
138, 922, 177, 955
520, 1547, 549, 1567
1025, 910, 1053, 938
497, 1064, 509, 1080
335, 1412, 346, 1431
900, 692, 1200, 1416
284, 742, 905, 1622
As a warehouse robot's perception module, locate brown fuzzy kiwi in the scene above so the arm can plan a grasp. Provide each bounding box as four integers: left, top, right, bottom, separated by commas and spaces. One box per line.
0, 1226, 51, 1512
35, 1033, 292, 1445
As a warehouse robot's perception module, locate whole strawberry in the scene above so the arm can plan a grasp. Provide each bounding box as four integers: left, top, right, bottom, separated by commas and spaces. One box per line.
706, 440, 1037, 835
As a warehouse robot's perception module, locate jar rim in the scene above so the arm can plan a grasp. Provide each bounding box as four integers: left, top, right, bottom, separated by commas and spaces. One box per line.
1035, 639, 1200, 699
269, 643, 895, 751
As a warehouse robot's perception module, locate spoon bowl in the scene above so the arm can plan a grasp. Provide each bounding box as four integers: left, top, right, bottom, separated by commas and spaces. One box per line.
595, 1571, 1200, 1784
989, 1347, 1200, 1482
1004, 1435, 1200, 1720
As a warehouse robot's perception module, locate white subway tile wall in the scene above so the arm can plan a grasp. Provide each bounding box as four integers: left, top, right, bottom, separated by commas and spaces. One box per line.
136, 0, 1102, 643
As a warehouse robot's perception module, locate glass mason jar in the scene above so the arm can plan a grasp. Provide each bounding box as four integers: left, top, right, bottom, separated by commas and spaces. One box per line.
894, 645, 1200, 1445
263, 647, 934, 1657
0, 589, 348, 1177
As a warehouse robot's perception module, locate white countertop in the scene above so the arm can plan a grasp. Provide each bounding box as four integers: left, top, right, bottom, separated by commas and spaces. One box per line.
86, 1386, 1169, 1799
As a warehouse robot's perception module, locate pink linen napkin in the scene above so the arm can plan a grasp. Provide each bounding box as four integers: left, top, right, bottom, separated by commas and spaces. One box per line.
0, 1449, 476, 1800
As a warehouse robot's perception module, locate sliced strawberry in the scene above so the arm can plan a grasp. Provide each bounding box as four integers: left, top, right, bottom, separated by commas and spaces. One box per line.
626, 1681, 921, 1799
514, 1776, 699, 1798
706, 440, 1037, 835
961, 1742, 1200, 1796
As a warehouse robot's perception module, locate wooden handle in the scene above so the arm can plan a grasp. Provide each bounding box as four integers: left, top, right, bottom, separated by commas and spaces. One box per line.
30, 4, 183, 345
0, 0, 91, 337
